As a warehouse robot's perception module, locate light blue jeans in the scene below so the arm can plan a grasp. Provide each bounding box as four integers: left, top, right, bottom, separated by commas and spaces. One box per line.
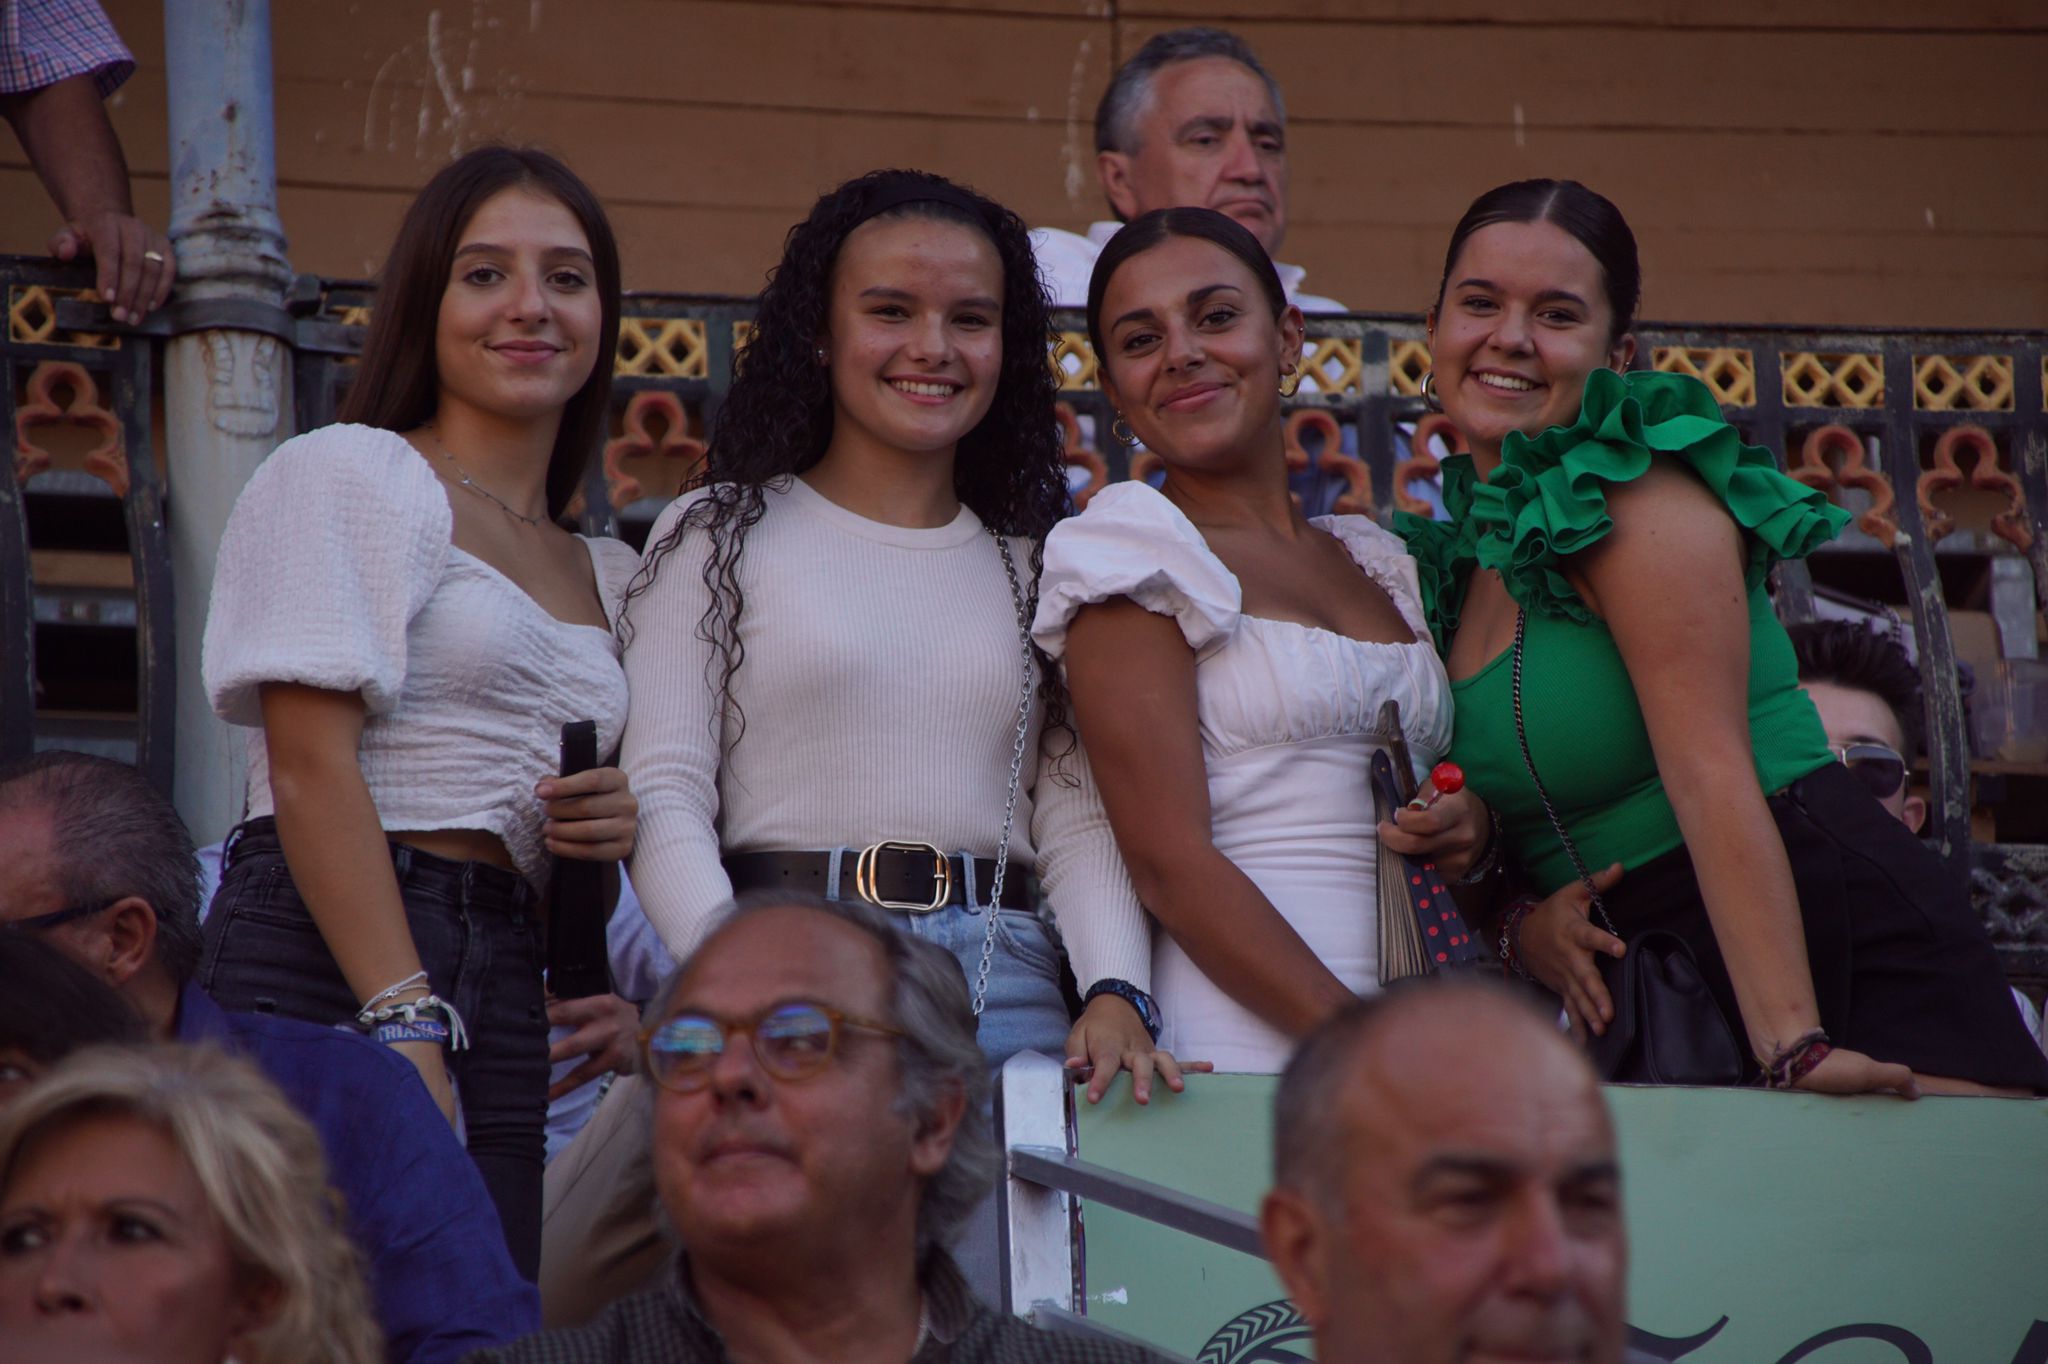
816, 852, 1071, 1303
813, 846, 1070, 1067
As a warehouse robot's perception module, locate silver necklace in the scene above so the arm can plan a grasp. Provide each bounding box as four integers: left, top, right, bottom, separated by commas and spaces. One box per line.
969, 529, 1036, 1018
426, 425, 546, 528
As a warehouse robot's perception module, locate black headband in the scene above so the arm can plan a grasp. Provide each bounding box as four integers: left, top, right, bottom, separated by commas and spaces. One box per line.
852, 177, 1001, 235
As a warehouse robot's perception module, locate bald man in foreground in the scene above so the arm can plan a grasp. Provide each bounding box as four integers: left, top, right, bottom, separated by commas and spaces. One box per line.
1261, 984, 1630, 1364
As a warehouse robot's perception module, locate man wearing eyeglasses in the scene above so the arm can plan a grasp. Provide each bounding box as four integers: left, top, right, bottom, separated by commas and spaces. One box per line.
471, 893, 1160, 1364
0, 750, 540, 1363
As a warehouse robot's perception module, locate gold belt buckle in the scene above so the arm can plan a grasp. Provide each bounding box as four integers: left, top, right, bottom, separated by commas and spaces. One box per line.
854, 840, 952, 913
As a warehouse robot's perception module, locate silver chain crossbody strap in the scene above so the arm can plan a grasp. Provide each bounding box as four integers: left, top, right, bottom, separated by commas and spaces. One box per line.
971, 528, 1037, 1018
1510, 609, 1621, 939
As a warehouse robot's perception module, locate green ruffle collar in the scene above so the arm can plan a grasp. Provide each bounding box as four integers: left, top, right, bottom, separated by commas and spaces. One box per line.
1399, 368, 1849, 637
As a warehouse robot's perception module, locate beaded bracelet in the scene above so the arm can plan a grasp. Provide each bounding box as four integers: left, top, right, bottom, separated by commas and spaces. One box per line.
1760, 1029, 1832, 1089
359, 970, 430, 1017
1496, 895, 1540, 981
360, 993, 471, 1052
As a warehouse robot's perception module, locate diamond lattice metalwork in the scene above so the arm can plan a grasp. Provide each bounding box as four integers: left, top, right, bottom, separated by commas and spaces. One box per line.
1654, 346, 1756, 407
615, 317, 708, 378
1051, 331, 1099, 390
7, 285, 119, 349
1299, 337, 1363, 397
1389, 340, 1432, 397
1913, 354, 2013, 412
1781, 352, 1885, 408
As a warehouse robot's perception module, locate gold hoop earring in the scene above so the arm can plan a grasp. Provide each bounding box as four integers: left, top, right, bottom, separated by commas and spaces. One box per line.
1110, 413, 1136, 446
1280, 365, 1303, 399
1422, 371, 1444, 413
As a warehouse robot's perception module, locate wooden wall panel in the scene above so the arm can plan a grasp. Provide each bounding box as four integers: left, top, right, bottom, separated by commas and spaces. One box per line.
1122, 1, 2043, 30
1190, 24, 2048, 134
1, 0, 2039, 328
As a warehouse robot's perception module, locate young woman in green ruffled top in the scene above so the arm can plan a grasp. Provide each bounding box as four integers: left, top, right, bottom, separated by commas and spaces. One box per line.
1401, 179, 2046, 1095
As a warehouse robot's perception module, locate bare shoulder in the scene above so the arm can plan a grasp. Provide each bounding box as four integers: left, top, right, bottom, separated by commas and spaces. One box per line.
1592, 459, 1742, 562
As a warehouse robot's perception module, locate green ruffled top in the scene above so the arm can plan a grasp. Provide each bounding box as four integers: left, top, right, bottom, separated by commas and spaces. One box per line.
1396, 368, 1850, 894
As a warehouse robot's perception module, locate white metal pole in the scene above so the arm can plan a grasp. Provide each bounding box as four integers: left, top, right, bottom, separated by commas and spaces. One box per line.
161, 0, 293, 841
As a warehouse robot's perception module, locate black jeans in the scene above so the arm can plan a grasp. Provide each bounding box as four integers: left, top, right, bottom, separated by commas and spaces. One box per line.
199, 819, 550, 1279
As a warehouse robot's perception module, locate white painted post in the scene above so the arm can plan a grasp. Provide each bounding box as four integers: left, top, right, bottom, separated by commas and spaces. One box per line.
995, 1049, 1077, 1318
162, 0, 294, 841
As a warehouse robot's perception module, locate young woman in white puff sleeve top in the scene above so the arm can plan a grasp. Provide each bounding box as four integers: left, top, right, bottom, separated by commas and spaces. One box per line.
1033, 209, 1486, 1074
198, 149, 639, 1277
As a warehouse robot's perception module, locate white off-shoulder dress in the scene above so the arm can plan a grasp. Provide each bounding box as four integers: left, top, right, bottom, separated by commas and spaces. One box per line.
1034, 482, 1455, 1072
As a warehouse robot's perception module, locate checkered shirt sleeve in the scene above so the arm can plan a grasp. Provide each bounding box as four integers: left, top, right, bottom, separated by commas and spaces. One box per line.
0, 0, 135, 97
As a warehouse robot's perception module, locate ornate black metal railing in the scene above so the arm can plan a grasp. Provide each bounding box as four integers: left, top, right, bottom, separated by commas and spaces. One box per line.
7, 257, 2045, 981
2, 258, 174, 796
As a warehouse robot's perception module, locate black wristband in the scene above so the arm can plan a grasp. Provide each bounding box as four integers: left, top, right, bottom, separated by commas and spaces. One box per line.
1083, 978, 1163, 1043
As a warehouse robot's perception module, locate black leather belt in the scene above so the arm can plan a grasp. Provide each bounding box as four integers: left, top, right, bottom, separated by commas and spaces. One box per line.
723, 844, 1032, 912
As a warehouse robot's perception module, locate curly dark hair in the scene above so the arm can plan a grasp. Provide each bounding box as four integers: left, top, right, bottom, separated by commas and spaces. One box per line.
620, 169, 1073, 751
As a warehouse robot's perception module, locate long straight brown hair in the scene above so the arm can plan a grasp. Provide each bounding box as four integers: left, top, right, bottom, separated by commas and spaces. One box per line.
338, 146, 622, 521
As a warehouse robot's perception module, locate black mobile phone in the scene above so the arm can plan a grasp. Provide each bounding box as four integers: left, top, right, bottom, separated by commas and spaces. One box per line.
545, 720, 614, 1000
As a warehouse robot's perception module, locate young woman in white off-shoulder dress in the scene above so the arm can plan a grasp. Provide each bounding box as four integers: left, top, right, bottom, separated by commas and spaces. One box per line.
1033, 209, 1488, 1072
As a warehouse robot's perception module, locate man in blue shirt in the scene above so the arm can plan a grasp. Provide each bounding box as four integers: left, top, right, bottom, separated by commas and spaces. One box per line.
0, 750, 540, 1364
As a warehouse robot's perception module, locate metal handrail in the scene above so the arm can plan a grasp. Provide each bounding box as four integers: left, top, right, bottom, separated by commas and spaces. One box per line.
1006, 1145, 1265, 1260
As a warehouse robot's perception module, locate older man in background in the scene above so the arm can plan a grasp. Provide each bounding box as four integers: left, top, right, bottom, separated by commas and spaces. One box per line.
1262, 984, 1633, 1364
471, 893, 1160, 1364
1033, 27, 1342, 314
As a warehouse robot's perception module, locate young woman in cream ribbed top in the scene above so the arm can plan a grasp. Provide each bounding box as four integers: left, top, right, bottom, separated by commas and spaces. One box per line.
620, 172, 1183, 1102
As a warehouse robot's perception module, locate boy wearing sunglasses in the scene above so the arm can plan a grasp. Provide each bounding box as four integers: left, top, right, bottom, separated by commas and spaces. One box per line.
1791, 621, 2045, 1048
1788, 621, 1926, 834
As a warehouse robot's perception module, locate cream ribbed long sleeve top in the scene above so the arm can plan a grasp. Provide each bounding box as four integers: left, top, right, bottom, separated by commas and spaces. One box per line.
620, 476, 1151, 990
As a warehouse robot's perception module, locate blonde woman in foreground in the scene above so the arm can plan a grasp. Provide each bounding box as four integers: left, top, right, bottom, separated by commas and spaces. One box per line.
0, 1044, 382, 1364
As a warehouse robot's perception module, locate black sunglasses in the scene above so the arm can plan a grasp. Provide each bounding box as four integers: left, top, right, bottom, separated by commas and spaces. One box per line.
1831, 742, 1907, 801
1, 898, 120, 934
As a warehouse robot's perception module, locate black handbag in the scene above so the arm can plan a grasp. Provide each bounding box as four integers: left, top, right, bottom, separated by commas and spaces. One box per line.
1510, 611, 1746, 1086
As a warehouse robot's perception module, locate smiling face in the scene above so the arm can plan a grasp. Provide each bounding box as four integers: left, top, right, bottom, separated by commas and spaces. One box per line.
1102, 57, 1290, 255
651, 907, 950, 1270
1097, 232, 1303, 475
1427, 219, 1635, 460
432, 186, 603, 428
0, 1114, 265, 1364
818, 213, 1005, 468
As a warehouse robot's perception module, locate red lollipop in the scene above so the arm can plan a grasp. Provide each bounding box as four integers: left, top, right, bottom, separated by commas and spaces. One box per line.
1407, 761, 1467, 810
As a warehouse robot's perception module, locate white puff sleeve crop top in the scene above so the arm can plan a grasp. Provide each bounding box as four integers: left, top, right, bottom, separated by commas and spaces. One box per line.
202, 424, 638, 887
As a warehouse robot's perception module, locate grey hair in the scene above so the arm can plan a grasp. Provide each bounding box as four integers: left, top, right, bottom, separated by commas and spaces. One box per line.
1272, 980, 1566, 1201
650, 891, 998, 1256
1095, 26, 1287, 155
0, 751, 202, 983
0, 1044, 382, 1364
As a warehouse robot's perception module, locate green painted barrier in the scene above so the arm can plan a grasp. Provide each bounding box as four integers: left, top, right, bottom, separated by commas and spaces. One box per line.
1069, 1076, 2048, 1363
